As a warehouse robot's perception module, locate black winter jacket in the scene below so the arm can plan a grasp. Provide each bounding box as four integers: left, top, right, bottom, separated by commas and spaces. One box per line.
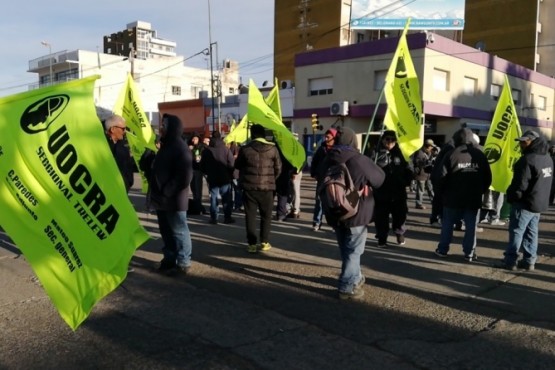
235, 138, 282, 191
200, 137, 235, 187
437, 129, 492, 210
370, 144, 413, 202
106, 135, 134, 192
319, 146, 385, 228
310, 143, 333, 179
507, 137, 554, 213
151, 117, 193, 211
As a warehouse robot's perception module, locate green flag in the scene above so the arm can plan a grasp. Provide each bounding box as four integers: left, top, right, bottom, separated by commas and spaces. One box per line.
483, 75, 522, 192
247, 79, 306, 172
225, 78, 283, 145
113, 73, 158, 193
0, 76, 150, 330
383, 18, 423, 161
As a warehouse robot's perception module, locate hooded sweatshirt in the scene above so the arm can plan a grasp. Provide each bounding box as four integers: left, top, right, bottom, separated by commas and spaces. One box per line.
151, 114, 193, 211
438, 128, 492, 209
507, 135, 554, 212
318, 127, 385, 227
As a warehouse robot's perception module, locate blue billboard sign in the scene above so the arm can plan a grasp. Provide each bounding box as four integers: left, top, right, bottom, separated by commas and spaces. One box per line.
351, 0, 465, 30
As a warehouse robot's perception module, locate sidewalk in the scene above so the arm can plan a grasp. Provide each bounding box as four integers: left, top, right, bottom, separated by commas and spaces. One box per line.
1, 174, 554, 369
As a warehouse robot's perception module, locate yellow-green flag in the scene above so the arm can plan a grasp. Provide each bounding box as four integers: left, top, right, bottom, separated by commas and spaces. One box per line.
113, 73, 158, 193
383, 18, 423, 161
0, 76, 150, 330
483, 75, 522, 192
225, 78, 282, 145
247, 79, 306, 171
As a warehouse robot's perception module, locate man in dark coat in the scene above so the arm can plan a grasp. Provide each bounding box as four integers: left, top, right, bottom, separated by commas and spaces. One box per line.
318, 127, 385, 300
497, 130, 554, 271
200, 131, 235, 224
434, 128, 492, 262
104, 115, 134, 193
150, 114, 194, 275
310, 128, 337, 231
371, 130, 414, 247
234, 124, 282, 253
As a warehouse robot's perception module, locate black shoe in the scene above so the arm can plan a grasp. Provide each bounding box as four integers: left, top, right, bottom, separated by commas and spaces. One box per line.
223, 217, 236, 224
155, 261, 178, 276
434, 249, 448, 258
517, 260, 535, 271
416, 204, 426, 209
396, 234, 405, 245
209, 219, 218, 225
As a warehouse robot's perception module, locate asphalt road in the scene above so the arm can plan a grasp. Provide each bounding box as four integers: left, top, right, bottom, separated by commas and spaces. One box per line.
1, 174, 554, 369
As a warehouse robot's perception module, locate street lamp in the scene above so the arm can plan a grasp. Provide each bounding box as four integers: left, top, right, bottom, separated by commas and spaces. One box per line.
41, 41, 53, 85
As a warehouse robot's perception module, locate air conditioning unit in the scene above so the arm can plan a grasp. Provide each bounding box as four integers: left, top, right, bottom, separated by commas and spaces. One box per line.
330, 101, 349, 116
280, 80, 294, 89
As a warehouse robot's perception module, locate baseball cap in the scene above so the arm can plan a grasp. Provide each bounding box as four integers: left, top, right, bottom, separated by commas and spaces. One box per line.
515, 130, 540, 142
424, 139, 434, 146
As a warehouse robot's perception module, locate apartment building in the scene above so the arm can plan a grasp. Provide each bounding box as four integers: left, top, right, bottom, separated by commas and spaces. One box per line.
293, 32, 554, 151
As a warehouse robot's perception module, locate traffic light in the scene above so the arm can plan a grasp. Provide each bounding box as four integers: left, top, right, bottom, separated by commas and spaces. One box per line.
311, 113, 319, 131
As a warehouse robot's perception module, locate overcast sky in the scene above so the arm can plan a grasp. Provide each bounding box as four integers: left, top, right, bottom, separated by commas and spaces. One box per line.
0, 0, 274, 97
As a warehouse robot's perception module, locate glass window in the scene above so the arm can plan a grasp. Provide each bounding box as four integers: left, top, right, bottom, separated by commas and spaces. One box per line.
490, 83, 501, 101
463, 76, 477, 96
374, 70, 387, 91
309, 77, 333, 96
511, 89, 521, 106
172, 86, 181, 96
538, 95, 547, 110
433, 69, 449, 91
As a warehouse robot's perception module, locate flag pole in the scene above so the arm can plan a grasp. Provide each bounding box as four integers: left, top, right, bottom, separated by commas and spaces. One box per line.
362, 83, 386, 154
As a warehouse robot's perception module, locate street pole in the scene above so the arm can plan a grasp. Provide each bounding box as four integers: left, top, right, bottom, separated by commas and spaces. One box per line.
41, 41, 53, 85
208, 0, 216, 131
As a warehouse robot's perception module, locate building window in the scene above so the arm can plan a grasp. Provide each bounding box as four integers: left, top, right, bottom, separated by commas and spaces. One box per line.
172, 86, 182, 96
490, 83, 501, 101
374, 70, 387, 91
537, 95, 547, 110
309, 77, 333, 96
432, 69, 449, 91
511, 89, 521, 106
463, 76, 477, 96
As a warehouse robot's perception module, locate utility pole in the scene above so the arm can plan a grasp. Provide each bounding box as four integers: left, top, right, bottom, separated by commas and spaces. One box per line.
41, 41, 53, 85
208, 0, 216, 131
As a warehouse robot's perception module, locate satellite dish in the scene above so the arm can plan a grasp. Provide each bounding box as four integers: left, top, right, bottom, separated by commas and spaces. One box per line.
475, 41, 486, 51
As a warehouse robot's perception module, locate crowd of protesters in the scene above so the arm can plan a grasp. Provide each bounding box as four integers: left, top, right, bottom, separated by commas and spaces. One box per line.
128, 118, 554, 299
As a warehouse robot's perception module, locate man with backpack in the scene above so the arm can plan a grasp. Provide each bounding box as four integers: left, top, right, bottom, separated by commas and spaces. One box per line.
318, 127, 385, 300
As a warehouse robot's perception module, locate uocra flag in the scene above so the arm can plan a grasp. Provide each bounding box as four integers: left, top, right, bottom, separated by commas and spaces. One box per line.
0, 76, 150, 330
483, 75, 522, 192
383, 18, 423, 161
113, 73, 158, 193
225, 78, 282, 145
246, 80, 306, 172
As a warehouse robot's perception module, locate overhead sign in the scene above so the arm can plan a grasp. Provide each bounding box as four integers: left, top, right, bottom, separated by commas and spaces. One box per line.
351, 0, 465, 30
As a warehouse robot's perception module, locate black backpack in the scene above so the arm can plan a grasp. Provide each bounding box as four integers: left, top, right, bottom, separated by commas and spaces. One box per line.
318, 163, 363, 222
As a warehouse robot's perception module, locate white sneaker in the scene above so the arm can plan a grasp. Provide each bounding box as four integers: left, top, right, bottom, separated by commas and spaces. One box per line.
490, 219, 506, 226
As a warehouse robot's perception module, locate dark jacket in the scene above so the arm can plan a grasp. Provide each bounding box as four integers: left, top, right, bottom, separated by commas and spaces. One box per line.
310, 143, 333, 179
507, 136, 554, 213
412, 147, 432, 181
106, 136, 134, 192
151, 115, 193, 211
234, 138, 282, 191
319, 145, 385, 227
276, 148, 295, 196
437, 128, 492, 210
200, 137, 235, 187
370, 144, 413, 202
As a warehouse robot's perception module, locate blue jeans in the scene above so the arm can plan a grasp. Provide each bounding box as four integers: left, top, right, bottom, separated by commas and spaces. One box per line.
209, 183, 233, 220
437, 207, 479, 257
334, 225, 367, 293
504, 205, 540, 266
312, 190, 323, 225
156, 210, 192, 268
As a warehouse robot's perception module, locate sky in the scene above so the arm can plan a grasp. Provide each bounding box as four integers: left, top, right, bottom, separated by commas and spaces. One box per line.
0, 0, 274, 98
